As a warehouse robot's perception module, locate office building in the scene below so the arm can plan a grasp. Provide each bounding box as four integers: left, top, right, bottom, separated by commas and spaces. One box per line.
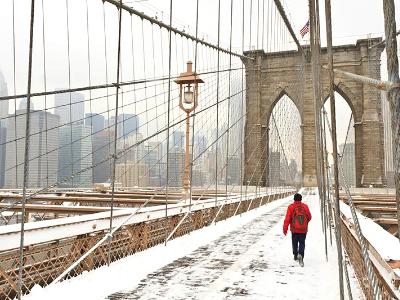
5, 109, 60, 188
58, 124, 92, 188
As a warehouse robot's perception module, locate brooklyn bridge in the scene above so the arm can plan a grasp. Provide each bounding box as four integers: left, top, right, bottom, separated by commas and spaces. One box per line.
0, 0, 399, 299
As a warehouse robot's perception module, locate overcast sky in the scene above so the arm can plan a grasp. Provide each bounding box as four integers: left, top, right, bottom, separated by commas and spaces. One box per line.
0, 0, 398, 162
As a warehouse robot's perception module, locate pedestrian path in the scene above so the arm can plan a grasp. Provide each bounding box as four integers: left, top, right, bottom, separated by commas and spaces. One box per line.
107, 193, 364, 300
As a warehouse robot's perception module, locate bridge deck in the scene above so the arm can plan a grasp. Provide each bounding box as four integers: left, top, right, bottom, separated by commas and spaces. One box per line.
24, 192, 363, 300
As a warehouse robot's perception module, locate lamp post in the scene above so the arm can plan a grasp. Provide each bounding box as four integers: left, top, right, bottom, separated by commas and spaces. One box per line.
174, 61, 204, 201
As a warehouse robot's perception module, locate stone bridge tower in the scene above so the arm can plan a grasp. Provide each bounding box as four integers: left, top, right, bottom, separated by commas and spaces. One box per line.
242, 38, 386, 187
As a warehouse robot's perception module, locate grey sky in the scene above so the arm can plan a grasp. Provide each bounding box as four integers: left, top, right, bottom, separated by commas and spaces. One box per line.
0, 0, 398, 161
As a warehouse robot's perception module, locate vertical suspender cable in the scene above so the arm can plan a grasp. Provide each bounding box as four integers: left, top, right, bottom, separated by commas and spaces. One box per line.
324, 0, 344, 297
382, 0, 400, 242
85, 0, 94, 187
152, 26, 159, 135
41, 0, 49, 187
164, 0, 173, 245
103, 4, 112, 181
107, 0, 124, 265
225, 0, 234, 200
159, 23, 165, 188
249, 0, 253, 49
315, 0, 328, 247
17, 0, 36, 298
215, 0, 221, 209
262, 0, 265, 50
65, 0, 74, 188
323, 108, 380, 298
257, 0, 260, 49
240, 0, 245, 204
12, 0, 19, 188
189, 0, 200, 208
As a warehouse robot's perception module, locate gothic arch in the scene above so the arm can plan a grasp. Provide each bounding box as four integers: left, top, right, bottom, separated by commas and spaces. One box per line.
267, 87, 302, 126
322, 81, 361, 122
243, 38, 386, 187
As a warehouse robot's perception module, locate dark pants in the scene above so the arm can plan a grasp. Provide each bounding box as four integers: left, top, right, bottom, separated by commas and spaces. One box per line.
291, 232, 307, 257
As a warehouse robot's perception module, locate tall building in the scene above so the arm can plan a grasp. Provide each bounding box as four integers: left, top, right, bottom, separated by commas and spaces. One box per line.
108, 114, 139, 138
192, 167, 208, 187
58, 125, 92, 188
339, 143, 356, 187
0, 126, 6, 188
171, 131, 185, 151
92, 130, 113, 183
194, 134, 207, 158
5, 109, 60, 188
144, 142, 163, 186
121, 114, 138, 137
54, 92, 85, 126
115, 162, 149, 187
0, 70, 9, 120
18, 98, 34, 111
288, 159, 298, 184
0, 71, 9, 188
268, 151, 281, 186
117, 133, 145, 163
229, 93, 244, 155
167, 150, 185, 187
85, 113, 105, 133
227, 155, 241, 185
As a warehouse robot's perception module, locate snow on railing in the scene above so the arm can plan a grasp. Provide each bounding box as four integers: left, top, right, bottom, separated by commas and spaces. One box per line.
340, 201, 400, 299
0, 189, 294, 300
0, 189, 294, 252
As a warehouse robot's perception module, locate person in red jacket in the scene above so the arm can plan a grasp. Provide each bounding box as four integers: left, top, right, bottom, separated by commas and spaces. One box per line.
283, 193, 312, 266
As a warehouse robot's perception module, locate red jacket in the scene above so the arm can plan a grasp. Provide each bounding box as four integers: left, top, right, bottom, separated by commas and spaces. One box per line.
283, 201, 312, 234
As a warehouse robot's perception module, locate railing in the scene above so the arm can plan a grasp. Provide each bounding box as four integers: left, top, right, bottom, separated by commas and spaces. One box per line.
0, 190, 293, 299
341, 215, 400, 299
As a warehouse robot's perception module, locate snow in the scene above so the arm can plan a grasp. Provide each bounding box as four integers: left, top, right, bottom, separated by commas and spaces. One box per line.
1, 191, 295, 251
0, 193, 242, 251
340, 201, 400, 261
24, 190, 364, 300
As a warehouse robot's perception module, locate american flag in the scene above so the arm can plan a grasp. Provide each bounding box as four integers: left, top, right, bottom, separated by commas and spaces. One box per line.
300, 21, 310, 38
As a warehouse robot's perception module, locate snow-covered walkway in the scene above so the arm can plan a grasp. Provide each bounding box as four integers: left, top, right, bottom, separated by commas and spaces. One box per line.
25, 191, 364, 300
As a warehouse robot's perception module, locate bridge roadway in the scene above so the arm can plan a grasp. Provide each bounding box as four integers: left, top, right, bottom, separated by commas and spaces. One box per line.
106, 192, 361, 299
24, 191, 364, 300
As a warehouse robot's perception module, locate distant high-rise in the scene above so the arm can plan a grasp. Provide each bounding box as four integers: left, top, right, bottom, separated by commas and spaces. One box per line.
268, 151, 281, 186
115, 162, 149, 187
58, 124, 92, 188
0, 70, 9, 120
288, 159, 298, 184
92, 130, 113, 183
339, 143, 356, 187
0, 71, 9, 188
144, 142, 163, 186
5, 109, 60, 188
229, 94, 244, 154
121, 114, 138, 137
54, 92, 85, 126
0, 126, 6, 188
194, 134, 207, 158
191, 167, 208, 187
167, 150, 184, 187
117, 133, 145, 163
85, 113, 105, 133
227, 155, 241, 185
171, 131, 184, 151
18, 98, 35, 111
108, 114, 139, 138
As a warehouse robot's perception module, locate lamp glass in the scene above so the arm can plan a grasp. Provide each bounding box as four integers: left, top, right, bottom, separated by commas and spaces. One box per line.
184, 85, 194, 104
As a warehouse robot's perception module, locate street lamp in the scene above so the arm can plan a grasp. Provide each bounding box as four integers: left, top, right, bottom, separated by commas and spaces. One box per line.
174, 61, 204, 201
